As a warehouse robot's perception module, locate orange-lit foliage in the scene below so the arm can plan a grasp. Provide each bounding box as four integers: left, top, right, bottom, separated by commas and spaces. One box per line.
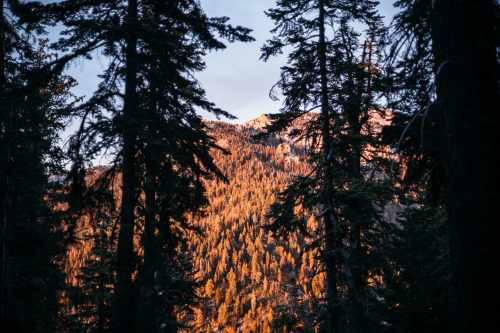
36, 38, 78, 99
62, 121, 322, 331
63, 112, 396, 331
185, 121, 323, 332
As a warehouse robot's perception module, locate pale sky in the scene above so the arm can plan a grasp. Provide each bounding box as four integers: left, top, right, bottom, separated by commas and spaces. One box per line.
197, 0, 397, 123
63, 1, 397, 125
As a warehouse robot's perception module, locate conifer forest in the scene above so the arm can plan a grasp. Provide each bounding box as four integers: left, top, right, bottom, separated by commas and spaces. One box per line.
1, 0, 499, 332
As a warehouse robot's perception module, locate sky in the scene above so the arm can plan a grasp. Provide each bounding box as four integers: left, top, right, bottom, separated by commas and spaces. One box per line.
194, 0, 397, 123
63, 0, 398, 125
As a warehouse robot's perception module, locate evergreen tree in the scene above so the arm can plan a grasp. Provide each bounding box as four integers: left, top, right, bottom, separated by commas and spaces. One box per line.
388, 0, 500, 330
261, 1, 390, 331
0, 2, 75, 330
430, 0, 500, 330
379, 182, 451, 332
379, 2, 449, 329
66, 172, 117, 333
47, 0, 253, 331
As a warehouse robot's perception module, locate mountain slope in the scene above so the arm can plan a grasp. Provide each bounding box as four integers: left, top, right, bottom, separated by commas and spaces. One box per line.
187, 120, 320, 331
63, 118, 322, 332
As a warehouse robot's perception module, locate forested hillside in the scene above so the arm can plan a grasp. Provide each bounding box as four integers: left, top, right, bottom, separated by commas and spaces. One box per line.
1, 0, 498, 332
64, 113, 446, 333
64, 118, 319, 332
186, 120, 315, 332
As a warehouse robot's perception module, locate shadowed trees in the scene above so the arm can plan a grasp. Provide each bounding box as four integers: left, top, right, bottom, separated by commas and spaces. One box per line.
46, 0, 253, 331
431, 0, 500, 331
387, 0, 500, 331
261, 0, 390, 331
0, 1, 76, 330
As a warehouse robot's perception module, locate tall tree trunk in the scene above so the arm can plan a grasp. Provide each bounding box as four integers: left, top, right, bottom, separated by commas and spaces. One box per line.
347, 113, 364, 307
139, 11, 160, 325
345, 72, 364, 304
319, 2, 368, 331
114, 0, 138, 331
318, 2, 339, 332
0, 1, 4, 87
431, 1, 500, 331
0, 123, 9, 331
140, 163, 157, 332
0, 2, 8, 326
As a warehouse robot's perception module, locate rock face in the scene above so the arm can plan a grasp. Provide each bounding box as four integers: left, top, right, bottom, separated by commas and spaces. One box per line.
239, 113, 305, 163
276, 142, 300, 163
276, 142, 297, 157
241, 113, 270, 130
216, 139, 231, 149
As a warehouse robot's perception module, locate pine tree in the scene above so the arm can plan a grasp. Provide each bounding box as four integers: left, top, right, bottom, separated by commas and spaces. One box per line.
431, 1, 500, 330
0, 2, 75, 330
46, 0, 253, 331
388, 0, 500, 330
261, 1, 390, 331
379, 183, 451, 332
65, 173, 118, 333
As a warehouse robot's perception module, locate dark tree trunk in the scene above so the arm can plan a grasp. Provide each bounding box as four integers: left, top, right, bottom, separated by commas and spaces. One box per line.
318, 1, 367, 332
0, 1, 4, 87
431, 1, 500, 331
318, 2, 339, 332
346, 95, 364, 304
140, 163, 157, 332
114, 0, 138, 331
139, 18, 160, 327
0, 1, 8, 326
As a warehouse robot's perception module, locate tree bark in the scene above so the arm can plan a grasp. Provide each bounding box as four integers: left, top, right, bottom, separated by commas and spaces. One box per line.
318, 2, 339, 331
0, 2, 9, 326
431, 1, 500, 331
318, 1, 367, 331
114, 0, 138, 331
139, 163, 157, 332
